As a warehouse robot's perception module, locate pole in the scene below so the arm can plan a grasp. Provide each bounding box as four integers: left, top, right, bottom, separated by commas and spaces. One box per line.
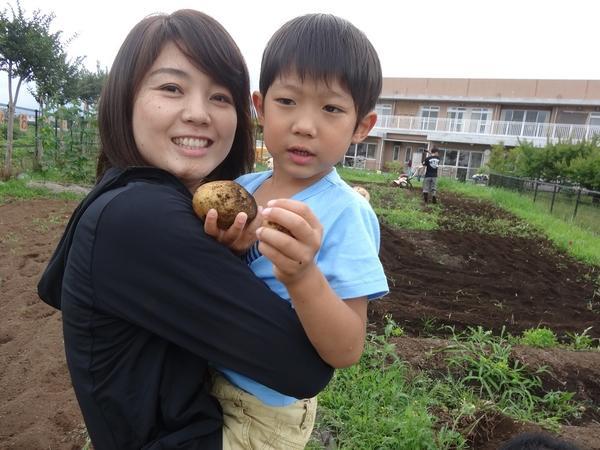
550, 184, 558, 214
572, 188, 582, 221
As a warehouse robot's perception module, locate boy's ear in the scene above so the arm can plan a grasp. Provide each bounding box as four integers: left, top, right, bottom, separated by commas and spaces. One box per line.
351, 112, 377, 144
252, 91, 265, 125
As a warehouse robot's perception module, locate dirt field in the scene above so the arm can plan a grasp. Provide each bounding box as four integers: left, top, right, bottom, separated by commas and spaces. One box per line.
1, 192, 599, 449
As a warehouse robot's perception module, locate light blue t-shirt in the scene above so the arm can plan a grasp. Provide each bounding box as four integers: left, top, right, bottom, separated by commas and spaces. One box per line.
220, 168, 389, 406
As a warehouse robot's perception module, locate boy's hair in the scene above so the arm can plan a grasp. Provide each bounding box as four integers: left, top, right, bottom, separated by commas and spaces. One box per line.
96, 9, 253, 182
430, 147, 439, 154
259, 13, 382, 122
499, 432, 580, 450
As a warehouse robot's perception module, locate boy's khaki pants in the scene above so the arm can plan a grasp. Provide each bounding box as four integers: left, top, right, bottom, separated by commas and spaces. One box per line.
211, 372, 317, 449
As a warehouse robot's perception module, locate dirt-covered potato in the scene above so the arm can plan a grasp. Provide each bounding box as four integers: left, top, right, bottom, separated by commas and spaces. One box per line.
193, 180, 258, 230
263, 220, 293, 237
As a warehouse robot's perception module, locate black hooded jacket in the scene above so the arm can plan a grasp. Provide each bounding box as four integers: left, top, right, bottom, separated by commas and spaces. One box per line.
38, 167, 333, 450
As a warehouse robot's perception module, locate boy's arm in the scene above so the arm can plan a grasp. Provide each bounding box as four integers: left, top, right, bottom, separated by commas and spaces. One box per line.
257, 198, 368, 368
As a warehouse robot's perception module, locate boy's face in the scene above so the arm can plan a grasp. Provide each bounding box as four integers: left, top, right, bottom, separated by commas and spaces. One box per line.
253, 72, 376, 187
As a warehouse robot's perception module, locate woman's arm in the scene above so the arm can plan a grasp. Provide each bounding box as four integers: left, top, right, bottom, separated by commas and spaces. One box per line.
89, 183, 332, 398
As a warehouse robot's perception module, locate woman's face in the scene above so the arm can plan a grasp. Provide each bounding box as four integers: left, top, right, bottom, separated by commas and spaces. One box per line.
132, 41, 238, 192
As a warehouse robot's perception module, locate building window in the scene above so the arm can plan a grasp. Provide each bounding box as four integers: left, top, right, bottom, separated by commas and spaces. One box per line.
588, 113, 600, 140
404, 146, 412, 163
344, 142, 377, 168
500, 109, 550, 136
447, 107, 466, 132
444, 150, 458, 166
420, 106, 439, 130
557, 111, 587, 125
469, 108, 492, 133
375, 103, 393, 116
470, 152, 483, 169
392, 145, 400, 161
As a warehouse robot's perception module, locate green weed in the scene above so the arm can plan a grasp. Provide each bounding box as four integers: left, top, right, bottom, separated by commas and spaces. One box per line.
565, 327, 597, 350
520, 327, 559, 348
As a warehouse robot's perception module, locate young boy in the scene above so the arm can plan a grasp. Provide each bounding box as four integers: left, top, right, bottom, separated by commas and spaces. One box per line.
204, 13, 388, 449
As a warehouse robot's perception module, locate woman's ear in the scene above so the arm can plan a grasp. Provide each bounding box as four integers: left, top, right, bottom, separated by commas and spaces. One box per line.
252, 91, 265, 125
351, 111, 377, 144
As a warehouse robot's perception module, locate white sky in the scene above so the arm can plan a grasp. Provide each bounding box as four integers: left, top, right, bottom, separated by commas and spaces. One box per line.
2, 0, 599, 109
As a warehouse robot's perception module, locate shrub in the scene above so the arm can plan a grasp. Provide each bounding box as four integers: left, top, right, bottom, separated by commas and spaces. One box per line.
384, 160, 404, 173
519, 327, 558, 348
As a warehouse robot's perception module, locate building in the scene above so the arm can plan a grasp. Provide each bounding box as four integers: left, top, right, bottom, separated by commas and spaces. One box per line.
345, 78, 600, 179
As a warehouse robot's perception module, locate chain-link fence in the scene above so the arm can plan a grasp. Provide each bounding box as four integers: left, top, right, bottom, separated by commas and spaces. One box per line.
488, 173, 600, 234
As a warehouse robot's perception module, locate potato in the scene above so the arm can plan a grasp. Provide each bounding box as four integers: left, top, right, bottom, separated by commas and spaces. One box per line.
193, 180, 258, 230
263, 220, 293, 237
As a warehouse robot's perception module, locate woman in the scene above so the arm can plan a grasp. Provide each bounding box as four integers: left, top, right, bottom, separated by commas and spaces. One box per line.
38, 10, 332, 450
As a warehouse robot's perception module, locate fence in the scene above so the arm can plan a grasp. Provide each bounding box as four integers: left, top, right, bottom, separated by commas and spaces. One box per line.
488, 173, 600, 234
1, 103, 100, 178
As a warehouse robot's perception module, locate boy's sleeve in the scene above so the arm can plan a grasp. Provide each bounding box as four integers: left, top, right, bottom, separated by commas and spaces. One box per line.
318, 199, 389, 301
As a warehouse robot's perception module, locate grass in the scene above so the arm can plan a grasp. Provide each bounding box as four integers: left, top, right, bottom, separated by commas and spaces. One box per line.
307, 324, 581, 449
0, 178, 82, 205
336, 166, 396, 184
307, 331, 468, 449
367, 184, 440, 231
437, 178, 600, 267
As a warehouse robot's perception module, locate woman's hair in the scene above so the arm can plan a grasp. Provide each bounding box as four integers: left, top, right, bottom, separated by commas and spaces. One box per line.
96, 9, 253, 182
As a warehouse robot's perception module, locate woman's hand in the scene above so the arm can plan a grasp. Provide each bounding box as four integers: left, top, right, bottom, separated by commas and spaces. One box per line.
204, 206, 263, 254
256, 199, 323, 285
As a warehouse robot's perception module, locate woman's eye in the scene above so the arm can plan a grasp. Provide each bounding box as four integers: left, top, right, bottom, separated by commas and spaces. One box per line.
275, 98, 295, 106
161, 84, 181, 94
212, 93, 233, 104
324, 105, 343, 113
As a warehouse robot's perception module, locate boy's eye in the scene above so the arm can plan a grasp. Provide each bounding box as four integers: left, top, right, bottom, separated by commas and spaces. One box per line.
275, 98, 295, 106
324, 105, 344, 113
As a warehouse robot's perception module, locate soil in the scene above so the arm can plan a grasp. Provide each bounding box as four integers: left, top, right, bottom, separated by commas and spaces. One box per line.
1, 190, 599, 449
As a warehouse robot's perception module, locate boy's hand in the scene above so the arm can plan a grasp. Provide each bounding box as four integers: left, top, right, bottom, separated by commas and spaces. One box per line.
204, 206, 263, 254
256, 199, 323, 285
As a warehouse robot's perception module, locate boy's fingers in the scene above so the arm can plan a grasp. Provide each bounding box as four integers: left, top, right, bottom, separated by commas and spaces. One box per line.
257, 239, 311, 274
265, 199, 320, 229
256, 226, 313, 264
262, 206, 321, 246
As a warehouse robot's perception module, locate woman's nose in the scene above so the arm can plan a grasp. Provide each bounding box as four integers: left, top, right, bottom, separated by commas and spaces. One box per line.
182, 99, 211, 125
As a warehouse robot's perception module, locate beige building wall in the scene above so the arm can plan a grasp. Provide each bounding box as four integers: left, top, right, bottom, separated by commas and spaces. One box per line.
381, 78, 600, 102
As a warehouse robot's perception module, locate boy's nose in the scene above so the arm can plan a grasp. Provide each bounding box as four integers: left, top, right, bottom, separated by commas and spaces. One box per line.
182, 99, 211, 125
291, 114, 316, 137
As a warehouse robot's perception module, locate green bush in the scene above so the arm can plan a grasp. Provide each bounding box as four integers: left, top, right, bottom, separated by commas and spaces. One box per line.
520, 327, 558, 348
384, 160, 404, 173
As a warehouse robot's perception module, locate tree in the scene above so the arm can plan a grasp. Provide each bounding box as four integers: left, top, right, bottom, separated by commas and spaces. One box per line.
565, 140, 600, 191
76, 62, 107, 108
30, 52, 84, 168
0, 0, 76, 178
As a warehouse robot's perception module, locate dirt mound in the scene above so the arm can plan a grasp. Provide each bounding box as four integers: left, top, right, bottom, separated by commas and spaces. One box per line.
393, 336, 600, 449
371, 193, 599, 339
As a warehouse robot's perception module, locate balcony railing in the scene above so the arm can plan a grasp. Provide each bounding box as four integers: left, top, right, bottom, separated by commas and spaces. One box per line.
375, 115, 600, 144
